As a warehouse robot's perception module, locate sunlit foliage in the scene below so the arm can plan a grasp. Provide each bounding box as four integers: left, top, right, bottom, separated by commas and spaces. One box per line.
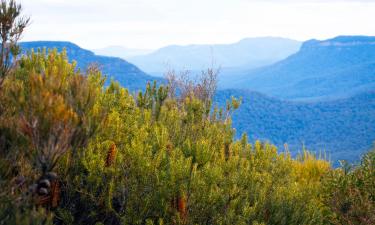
322, 148, 375, 225
0, 49, 373, 225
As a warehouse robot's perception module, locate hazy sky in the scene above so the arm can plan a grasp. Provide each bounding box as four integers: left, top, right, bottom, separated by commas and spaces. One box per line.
19, 0, 375, 49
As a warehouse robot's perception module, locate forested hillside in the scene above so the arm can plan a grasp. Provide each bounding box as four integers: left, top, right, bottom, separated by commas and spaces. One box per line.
215, 89, 375, 164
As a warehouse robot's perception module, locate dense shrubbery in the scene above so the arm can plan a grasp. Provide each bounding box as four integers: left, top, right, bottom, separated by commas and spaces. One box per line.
0, 49, 374, 225
18, 43, 375, 165
0, 1, 374, 224
322, 151, 375, 225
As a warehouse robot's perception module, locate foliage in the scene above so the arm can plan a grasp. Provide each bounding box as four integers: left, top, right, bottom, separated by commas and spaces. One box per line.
0, 0, 30, 87
0, 49, 373, 225
20, 41, 375, 167
322, 148, 375, 225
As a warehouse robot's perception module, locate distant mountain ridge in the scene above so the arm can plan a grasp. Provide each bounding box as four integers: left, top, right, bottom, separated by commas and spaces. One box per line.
225, 36, 375, 101
20, 41, 161, 90
92, 46, 153, 59
302, 36, 375, 49
127, 37, 301, 75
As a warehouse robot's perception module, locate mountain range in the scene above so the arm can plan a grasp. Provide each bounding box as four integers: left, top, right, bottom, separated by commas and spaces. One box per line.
126, 37, 301, 76
20, 41, 161, 91
19, 37, 375, 165
92, 46, 153, 59
222, 36, 375, 101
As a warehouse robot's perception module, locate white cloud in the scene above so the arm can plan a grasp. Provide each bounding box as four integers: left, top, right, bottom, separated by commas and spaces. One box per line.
19, 0, 375, 49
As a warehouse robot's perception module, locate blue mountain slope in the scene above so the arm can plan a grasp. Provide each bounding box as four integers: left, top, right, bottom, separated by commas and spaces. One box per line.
215, 89, 375, 165
128, 37, 301, 75
226, 36, 375, 101
20, 41, 162, 90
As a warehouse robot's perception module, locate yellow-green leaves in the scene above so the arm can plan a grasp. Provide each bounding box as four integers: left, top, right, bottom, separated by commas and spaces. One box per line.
1, 46, 373, 225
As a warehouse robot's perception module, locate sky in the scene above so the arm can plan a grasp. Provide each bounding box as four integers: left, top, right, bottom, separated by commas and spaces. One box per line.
19, 0, 375, 50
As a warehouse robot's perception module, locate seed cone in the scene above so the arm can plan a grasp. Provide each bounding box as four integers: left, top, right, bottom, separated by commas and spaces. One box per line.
166, 142, 173, 155
36, 195, 50, 206
33, 173, 60, 208
177, 194, 187, 220
171, 193, 187, 221
50, 180, 60, 208
105, 143, 117, 167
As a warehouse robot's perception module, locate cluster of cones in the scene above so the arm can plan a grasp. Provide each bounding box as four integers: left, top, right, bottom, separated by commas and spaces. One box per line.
28, 172, 60, 208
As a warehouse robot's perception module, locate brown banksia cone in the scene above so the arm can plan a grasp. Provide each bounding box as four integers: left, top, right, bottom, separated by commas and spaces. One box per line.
177, 194, 187, 221
224, 142, 230, 160
20, 118, 33, 138
105, 143, 117, 167
166, 142, 173, 154
50, 180, 60, 208
35, 195, 50, 206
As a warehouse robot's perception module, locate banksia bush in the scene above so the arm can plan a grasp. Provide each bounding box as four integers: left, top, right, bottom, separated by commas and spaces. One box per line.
322, 148, 375, 225
0, 34, 373, 225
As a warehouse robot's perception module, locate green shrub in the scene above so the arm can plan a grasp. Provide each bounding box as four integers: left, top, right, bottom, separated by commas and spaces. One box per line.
0, 49, 373, 225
